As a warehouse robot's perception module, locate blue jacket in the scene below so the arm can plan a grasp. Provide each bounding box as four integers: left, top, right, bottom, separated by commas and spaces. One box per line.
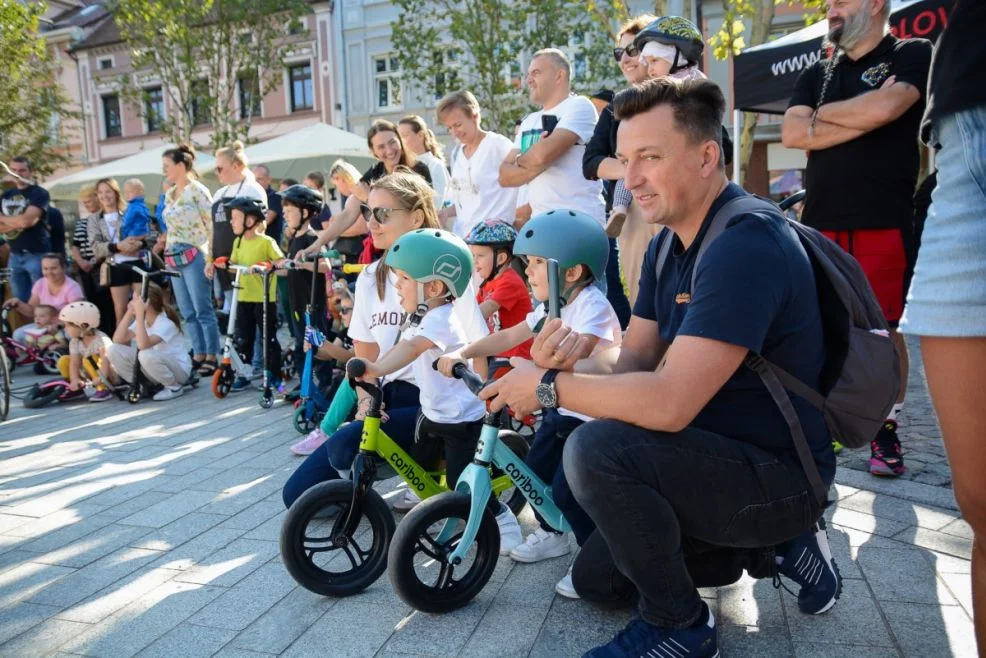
121, 196, 151, 239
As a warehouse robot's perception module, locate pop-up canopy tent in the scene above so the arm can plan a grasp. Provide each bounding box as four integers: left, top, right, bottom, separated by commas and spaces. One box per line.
232, 122, 374, 183
729, 0, 954, 179
45, 145, 215, 205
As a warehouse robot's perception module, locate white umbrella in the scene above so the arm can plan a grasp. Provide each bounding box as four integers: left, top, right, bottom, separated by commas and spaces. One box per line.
45, 145, 215, 204
230, 122, 375, 182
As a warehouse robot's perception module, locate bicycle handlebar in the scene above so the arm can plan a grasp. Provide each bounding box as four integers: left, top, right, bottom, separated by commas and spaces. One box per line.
449, 362, 486, 396
779, 190, 806, 211
346, 358, 366, 379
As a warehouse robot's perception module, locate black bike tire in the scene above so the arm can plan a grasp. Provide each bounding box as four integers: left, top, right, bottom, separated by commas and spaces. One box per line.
279, 480, 395, 597
23, 384, 64, 409
388, 491, 500, 614
0, 354, 9, 420
495, 430, 531, 517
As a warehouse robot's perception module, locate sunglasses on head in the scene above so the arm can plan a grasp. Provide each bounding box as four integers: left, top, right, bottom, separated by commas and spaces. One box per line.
360, 204, 406, 224
613, 44, 641, 62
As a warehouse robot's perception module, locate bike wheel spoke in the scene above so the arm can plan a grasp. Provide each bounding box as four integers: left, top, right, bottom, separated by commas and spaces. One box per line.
415, 535, 444, 561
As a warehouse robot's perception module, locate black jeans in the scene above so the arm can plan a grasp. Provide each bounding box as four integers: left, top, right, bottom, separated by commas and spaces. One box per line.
235, 301, 281, 377
564, 419, 819, 628
414, 416, 499, 515
525, 410, 595, 544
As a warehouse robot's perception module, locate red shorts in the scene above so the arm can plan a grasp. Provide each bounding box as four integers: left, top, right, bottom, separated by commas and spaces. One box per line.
822, 229, 906, 325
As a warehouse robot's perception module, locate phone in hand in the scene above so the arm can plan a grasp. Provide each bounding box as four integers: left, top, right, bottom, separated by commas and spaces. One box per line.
541, 114, 559, 136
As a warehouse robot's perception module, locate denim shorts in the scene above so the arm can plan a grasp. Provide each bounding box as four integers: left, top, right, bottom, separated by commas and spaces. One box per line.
901, 107, 986, 337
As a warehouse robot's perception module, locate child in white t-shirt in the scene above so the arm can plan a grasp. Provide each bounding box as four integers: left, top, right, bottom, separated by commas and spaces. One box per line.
57, 301, 115, 402
437, 209, 618, 598
106, 284, 192, 401
349, 228, 522, 553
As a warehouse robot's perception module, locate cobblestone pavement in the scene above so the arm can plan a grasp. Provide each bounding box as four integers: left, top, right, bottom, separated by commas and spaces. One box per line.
0, 337, 975, 657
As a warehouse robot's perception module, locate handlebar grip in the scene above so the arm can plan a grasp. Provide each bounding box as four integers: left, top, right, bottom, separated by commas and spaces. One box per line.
318, 249, 341, 260
155, 270, 182, 279
450, 362, 486, 396
346, 358, 366, 379
778, 189, 806, 211
341, 264, 366, 275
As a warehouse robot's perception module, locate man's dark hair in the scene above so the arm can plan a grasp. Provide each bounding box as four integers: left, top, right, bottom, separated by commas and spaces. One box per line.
12, 156, 32, 172
41, 252, 67, 268
614, 78, 725, 154
305, 171, 325, 189
281, 177, 299, 187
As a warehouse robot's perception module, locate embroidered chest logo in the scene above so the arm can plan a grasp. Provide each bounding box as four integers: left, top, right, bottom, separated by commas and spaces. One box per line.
675, 292, 691, 305
861, 62, 891, 88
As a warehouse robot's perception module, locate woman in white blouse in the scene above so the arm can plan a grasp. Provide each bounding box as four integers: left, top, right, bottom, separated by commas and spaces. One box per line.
398, 115, 450, 208
435, 91, 518, 238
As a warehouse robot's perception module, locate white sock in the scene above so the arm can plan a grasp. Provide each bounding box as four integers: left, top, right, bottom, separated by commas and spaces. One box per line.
887, 403, 904, 421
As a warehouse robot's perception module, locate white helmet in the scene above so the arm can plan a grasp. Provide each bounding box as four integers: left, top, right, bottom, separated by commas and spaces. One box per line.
59, 301, 100, 330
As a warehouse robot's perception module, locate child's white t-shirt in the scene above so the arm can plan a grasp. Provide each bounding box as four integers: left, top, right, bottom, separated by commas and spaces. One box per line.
348, 261, 414, 384
525, 285, 622, 420
129, 315, 192, 370
403, 303, 486, 424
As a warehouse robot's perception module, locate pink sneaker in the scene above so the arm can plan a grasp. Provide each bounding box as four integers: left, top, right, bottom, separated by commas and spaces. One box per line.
291, 428, 330, 456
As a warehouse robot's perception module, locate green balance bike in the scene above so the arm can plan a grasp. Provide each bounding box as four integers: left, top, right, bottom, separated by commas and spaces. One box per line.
279, 360, 530, 597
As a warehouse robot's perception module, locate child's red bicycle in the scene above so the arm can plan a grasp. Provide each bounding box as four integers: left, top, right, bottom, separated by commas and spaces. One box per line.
0, 269, 65, 376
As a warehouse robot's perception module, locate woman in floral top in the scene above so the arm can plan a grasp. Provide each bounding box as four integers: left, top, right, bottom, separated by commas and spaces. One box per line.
160, 144, 221, 375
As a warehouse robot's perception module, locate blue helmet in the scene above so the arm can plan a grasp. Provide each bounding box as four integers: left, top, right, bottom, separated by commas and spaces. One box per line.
464, 219, 517, 247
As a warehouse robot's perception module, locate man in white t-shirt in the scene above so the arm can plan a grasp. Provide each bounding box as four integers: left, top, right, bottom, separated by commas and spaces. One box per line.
499, 49, 605, 227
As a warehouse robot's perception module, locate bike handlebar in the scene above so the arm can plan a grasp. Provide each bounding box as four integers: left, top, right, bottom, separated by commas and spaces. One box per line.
346, 358, 366, 379
779, 190, 806, 211
450, 362, 486, 396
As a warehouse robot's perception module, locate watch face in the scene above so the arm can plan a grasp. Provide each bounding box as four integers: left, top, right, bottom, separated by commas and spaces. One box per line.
535, 382, 557, 408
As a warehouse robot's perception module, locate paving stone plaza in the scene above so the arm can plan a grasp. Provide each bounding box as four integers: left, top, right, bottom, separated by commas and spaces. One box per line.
0, 338, 975, 657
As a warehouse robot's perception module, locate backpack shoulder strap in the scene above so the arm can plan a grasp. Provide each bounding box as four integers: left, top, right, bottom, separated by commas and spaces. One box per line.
691, 194, 781, 290
653, 227, 675, 285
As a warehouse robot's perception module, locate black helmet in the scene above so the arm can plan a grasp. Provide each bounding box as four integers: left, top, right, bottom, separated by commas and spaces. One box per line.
634, 16, 704, 68
224, 196, 266, 222
279, 184, 323, 215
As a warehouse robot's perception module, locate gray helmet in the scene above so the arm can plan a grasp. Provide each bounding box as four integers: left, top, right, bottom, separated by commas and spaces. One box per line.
513, 209, 608, 282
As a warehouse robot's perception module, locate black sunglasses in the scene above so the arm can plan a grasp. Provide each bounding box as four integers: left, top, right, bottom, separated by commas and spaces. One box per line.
360, 204, 407, 224
613, 44, 640, 62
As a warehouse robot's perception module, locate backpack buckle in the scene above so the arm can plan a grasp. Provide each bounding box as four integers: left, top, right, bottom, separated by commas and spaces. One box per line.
745, 353, 768, 373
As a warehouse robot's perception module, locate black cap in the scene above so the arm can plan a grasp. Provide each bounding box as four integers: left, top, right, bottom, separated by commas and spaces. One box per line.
591, 89, 614, 104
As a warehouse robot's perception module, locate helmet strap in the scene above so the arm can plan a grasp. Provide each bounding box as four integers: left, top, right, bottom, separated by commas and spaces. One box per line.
482, 247, 509, 287
668, 49, 686, 74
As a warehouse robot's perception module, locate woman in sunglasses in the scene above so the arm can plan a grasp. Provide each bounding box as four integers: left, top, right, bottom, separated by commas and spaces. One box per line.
283, 170, 438, 505
297, 120, 433, 262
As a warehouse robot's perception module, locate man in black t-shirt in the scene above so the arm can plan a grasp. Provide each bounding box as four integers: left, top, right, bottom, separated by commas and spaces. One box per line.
46, 206, 66, 255
0, 157, 50, 301
782, 0, 932, 478
253, 164, 284, 245
484, 79, 840, 658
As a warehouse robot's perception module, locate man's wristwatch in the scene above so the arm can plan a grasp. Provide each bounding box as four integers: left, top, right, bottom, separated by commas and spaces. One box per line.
535, 369, 561, 410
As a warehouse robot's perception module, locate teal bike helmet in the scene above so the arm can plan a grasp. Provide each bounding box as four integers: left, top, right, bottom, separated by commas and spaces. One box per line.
514, 209, 608, 282
386, 228, 474, 319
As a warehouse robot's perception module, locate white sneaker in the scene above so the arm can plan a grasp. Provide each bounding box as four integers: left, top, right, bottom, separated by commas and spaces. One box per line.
509, 528, 571, 563
495, 508, 523, 556
392, 489, 422, 511
152, 386, 185, 401
555, 565, 580, 599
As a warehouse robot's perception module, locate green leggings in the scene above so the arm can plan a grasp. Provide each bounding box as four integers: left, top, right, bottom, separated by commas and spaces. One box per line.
319, 377, 358, 434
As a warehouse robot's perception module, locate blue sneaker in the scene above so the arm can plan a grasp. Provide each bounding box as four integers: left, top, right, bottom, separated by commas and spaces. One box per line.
776, 517, 842, 615
231, 376, 252, 392
584, 604, 718, 658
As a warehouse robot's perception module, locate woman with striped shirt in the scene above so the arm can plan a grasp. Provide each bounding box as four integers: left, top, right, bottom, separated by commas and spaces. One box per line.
72, 185, 114, 333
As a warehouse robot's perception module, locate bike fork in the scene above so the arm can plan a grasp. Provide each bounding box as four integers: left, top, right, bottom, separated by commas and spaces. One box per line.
334, 452, 378, 539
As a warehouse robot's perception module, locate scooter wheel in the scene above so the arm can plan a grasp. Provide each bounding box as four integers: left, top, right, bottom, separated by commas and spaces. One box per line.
280, 480, 395, 597
212, 368, 233, 399
259, 390, 274, 410
127, 388, 141, 404
388, 492, 500, 613
293, 407, 316, 434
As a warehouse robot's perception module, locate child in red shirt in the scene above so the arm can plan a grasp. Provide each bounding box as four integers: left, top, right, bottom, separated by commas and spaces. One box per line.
465, 219, 533, 359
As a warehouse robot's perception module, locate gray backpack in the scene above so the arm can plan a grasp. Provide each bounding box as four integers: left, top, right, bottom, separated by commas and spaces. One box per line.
655, 195, 900, 505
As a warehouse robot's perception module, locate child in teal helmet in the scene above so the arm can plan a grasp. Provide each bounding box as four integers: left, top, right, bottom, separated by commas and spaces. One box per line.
437, 209, 622, 599
349, 228, 524, 550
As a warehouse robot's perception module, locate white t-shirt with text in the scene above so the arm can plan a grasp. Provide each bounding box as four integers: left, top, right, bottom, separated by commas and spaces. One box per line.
514, 95, 605, 225
403, 303, 486, 424
526, 285, 622, 420
129, 314, 192, 369
348, 261, 414, 384
449, 132, 518, 238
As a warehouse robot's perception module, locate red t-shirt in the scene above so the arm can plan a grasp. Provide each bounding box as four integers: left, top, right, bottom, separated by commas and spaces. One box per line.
477, 268, 533, 359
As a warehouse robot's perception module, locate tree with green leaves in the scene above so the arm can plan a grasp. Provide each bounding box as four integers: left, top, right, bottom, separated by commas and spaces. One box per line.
391, 0, 630, 135
112, 0, 311, 149
0, 0, 79, 180
709, 0, 826, 183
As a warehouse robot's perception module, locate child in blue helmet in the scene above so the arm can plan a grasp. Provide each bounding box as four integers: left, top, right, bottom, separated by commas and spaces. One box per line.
437, 208, 622, 599
464, 218, 532, 360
